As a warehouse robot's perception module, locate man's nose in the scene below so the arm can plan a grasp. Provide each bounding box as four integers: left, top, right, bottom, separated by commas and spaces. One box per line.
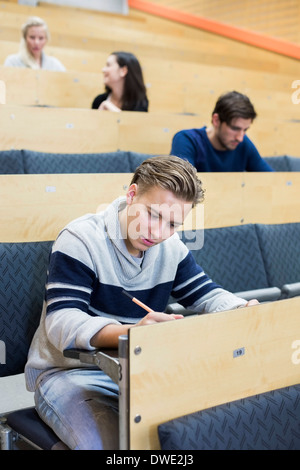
150, 220, 170, 240
236, 130, 245, 142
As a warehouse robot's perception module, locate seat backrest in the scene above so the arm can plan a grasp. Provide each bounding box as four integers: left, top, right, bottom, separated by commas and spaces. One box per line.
158, 384, 300, 450
0, 150, 24, 174
180, 224, 269, 293
128, 152, 155, 172
287, 156, 300, 171
255, 223, 300, 288
22, 150, 132, 174
264, 156, 290, 171
0, 241, 53, 377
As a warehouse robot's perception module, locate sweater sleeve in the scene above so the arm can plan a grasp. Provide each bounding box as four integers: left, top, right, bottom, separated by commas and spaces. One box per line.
244, 136, 274, 172
171, 130, 198, 167
172, 251, 247, 313
44, 230, 120, 352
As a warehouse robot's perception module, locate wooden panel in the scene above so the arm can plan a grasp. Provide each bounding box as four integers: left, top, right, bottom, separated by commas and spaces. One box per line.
117, 111, 201, 154
201, 172, 300, 228
1, 103, 298, 157
241, 172, 300, 225
0, 105, 120, 153
0, 66, 100, 108
0, 173, 202, 242
1, 61, 299, 123
0, 173, 129, 242
128, 297, 300, 449
0, 104, 203, 154
149, 0, 300, 44
0, 79, 5, 103
0, 172, 299, 242
0, 1, 299, 75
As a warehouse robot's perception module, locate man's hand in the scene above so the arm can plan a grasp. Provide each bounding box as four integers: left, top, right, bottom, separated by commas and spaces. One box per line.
135, 311, 183, 327
244, 299, 259, 307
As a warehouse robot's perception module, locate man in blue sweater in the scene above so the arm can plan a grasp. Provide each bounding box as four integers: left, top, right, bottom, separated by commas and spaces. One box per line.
171, 91, 273, 172
25, 155, 258, 450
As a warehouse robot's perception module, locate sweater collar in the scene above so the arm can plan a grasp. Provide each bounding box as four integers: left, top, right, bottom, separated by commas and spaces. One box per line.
103, 197, 160, 274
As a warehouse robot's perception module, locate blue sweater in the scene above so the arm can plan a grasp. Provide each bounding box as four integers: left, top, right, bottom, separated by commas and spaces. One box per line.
171, 127, 274, 172
25, 197, 247, 391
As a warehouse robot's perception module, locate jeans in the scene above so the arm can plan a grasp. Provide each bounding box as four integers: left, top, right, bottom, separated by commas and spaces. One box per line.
34, 368, 119, 450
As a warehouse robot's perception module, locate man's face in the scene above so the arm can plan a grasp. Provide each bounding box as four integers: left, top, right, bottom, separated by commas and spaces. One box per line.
122, 184, 193, 257
214, 116, 252, 151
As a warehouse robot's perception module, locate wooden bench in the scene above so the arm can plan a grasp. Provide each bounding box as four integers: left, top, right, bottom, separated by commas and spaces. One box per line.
0, 171, 299, 242
0, 104, 299, 156
0, 1, 299, 75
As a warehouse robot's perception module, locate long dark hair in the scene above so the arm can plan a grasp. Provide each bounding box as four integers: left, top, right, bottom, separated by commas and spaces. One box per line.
105, 51, 148, 111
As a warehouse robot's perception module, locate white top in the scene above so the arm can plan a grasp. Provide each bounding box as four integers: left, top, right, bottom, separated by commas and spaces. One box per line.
4, 52, 66, 72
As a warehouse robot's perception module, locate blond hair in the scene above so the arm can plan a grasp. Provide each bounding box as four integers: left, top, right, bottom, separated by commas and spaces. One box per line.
131, 155, 205, 207
19, 16, 49, 69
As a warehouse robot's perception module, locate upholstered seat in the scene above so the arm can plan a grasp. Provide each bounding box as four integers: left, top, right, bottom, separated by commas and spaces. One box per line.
158, 384, 300, 450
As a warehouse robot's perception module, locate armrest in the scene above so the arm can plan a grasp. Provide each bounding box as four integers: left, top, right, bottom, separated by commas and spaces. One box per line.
166, 286, 282, 315
234, 287, 281, 303
281, 282, 300, 298
165, 303, 196, 316
63, 348, 119, 384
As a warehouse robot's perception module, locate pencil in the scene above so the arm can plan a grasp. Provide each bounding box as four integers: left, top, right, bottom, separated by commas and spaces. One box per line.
122, 290, 153, 313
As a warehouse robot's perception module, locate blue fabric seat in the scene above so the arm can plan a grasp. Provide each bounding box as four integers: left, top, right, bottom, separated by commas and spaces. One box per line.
0, 241, 53, 377
22, 150, 132, 174
158, 384, 300, 450
0, 150, 24, 174
0, 240, 68, 450
180, 224, 269, 293
128, 152, 155, 172
264, 156, 291, 171
5, 407, 67, 450
255, 223, 300, 290
287, 156, 300, 171
264, 155, 300, 171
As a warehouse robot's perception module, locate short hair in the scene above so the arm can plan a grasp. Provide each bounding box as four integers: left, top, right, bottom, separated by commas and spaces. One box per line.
130, 155, 205, 207
212, 91, 257, 124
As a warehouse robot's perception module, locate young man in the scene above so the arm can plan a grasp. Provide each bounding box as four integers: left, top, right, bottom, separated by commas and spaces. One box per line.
171, 91, 274, 172
25, 155, 258, 450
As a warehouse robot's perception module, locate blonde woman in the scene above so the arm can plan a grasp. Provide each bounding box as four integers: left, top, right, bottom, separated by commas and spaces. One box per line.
4, 16, 65, 71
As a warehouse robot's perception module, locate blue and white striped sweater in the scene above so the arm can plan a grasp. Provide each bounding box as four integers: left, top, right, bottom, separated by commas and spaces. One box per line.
25, 197, 246, 391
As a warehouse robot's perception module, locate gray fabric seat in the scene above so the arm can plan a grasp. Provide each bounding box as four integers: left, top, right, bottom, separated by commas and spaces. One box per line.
158, 384, 300, 450
0, 150, 24, 174
181, 224, 269, 293
22, 150, 132, 174
0, 241, 53, 377
255, 223, 300, 290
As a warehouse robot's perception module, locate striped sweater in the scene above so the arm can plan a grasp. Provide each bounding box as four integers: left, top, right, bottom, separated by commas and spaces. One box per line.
25, 197, 247, 391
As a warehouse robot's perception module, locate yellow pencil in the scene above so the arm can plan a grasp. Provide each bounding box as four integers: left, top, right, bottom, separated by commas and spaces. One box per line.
122, 290, 153, 313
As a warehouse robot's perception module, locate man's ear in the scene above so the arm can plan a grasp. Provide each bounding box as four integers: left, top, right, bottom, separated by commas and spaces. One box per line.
211, 113, 221, 128
126, 183, 138, 205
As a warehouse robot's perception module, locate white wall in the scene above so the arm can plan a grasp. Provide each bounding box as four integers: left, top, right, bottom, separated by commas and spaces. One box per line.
18, 0, 128, 15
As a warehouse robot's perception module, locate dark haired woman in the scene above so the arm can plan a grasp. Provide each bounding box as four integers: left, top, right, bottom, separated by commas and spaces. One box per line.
91, 51, 148, 112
